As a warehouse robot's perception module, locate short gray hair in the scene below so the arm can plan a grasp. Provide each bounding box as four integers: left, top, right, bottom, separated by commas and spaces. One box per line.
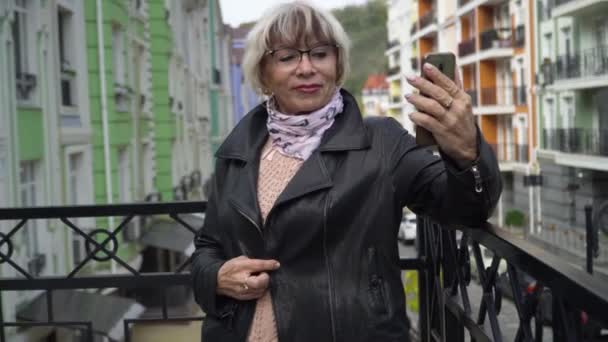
242, 1, 351, 95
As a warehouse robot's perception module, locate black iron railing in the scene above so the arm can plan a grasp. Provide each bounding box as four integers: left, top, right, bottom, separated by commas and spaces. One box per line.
555, 45, 608, 81
1, 203, 607, 341
480, 28, 513, 50
542, 128, 608, 156
480, 86, 516, 106
458, 37, 476, 57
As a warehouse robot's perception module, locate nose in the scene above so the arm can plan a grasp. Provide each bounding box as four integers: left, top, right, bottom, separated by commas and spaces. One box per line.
295, 53, 315, 75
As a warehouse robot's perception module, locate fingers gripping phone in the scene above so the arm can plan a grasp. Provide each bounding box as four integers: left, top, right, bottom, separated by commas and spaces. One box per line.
415, 52, 456, 146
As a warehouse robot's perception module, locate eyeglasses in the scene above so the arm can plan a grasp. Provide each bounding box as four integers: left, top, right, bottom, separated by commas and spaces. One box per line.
266, 44, 339, 70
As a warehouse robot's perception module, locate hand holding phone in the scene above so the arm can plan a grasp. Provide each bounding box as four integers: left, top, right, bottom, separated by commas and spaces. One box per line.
415, 53, 456, 146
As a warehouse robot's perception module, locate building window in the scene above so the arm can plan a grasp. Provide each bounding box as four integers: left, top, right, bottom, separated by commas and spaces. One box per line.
13, 0, 37, 101
20, 161, 41, 259
58, 7, 78, 109
118, 147, 131, 203
67, 153, 84, 205
112, 26, 126, 86
142, 143, 154, 196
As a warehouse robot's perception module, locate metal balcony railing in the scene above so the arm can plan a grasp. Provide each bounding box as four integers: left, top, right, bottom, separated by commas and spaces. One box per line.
514, 25, 525, 48
490, 143, 530, 163
554, 45, 608, 81
0, 203, 606, 341
480, 86, 516, 106
480, 28, 513, 50
542, 128, 608, 156
458, 37, 476, 57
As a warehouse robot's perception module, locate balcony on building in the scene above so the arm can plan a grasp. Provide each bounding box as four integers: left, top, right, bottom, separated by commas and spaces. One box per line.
552, 0, 608, 18
465, 88, 478, 107
542, 128, 608, 157
387, 65, 401, 79
412, 6, 438, 40
458, 37, 476, 58
551, 45, 608, 90
388, 94, 403, 109
490, 142, 530, 166
386, 39, 400, 53
474, 86, 516, 115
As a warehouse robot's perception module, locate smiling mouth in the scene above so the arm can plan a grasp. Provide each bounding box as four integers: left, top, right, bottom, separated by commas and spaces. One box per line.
295, 85, 321, 93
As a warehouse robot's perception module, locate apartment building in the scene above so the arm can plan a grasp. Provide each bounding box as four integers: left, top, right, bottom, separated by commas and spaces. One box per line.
386, 0, 415, 132
533, 0, 608, 261
0, 0, 234, 340
361, 74, 390, 116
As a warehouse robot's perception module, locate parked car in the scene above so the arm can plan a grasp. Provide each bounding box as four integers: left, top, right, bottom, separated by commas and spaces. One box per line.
398, 212, 417, 244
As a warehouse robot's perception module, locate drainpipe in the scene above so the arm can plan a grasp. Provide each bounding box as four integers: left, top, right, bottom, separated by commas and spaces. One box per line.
96, 0, 116, 273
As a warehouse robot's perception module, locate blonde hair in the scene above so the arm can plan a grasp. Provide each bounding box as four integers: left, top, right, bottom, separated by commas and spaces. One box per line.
242, 1, 351, 95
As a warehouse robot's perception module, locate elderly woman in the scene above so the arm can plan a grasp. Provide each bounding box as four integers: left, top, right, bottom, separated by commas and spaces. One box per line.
192, 2, 501, 342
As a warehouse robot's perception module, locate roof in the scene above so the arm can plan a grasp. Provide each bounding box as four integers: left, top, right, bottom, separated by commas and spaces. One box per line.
362, 74, 389, 90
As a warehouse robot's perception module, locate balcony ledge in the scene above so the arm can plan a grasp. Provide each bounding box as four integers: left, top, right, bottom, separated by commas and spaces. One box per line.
473, 105, 516, 115
552, 0, 608, 18
537, 148, 608, 171
549, 75, 608, 91
411, 23, 438, 41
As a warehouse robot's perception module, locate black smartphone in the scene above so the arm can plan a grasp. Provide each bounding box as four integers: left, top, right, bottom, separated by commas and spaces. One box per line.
415, 52, 456, 146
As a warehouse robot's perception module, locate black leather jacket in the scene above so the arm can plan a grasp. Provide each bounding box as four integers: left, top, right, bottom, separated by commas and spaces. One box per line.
191, 89, 502, 341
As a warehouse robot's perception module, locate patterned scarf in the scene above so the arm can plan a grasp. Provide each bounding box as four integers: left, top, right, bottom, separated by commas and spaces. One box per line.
266, 89, 344, 160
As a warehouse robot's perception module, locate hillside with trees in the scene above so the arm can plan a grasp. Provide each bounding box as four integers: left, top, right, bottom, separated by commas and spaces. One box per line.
332, 0, 387, 99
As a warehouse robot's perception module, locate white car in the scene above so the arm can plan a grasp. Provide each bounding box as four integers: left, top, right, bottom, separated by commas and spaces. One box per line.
398, 213, 417, 243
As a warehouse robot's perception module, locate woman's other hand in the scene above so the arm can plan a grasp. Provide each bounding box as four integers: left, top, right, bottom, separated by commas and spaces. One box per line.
217, 255, 280, 300
405, 63, 477, 168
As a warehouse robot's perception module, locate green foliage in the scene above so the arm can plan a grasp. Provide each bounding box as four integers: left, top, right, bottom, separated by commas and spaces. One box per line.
332, 0, 388, 97
505, 209, 525, 227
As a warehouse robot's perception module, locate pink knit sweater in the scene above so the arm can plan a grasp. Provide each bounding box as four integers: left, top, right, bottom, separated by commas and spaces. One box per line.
247, 139, 304, 342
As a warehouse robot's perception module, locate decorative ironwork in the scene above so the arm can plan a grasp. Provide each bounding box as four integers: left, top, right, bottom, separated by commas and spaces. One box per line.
1, 203, 607, 341
0, 202, 205, 342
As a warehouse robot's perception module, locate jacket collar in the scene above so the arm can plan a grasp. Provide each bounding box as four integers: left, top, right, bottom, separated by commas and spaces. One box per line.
215, 88, 370, 162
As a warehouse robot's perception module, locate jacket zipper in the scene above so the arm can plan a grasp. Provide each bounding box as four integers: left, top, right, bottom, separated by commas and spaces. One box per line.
471, 163, 483, 193
230, 200, 263, 238
323, 194, 338, 342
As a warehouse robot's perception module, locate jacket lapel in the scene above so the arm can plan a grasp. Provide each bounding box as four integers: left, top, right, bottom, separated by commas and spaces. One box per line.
215, 89, 371, 222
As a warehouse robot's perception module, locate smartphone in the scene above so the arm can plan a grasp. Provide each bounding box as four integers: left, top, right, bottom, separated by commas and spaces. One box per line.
415, 52, 456, 146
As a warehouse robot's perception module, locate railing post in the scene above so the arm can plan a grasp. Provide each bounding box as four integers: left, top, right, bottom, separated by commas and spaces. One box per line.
417, 217, 430, 342
585, 205, 594, 274
441, 229, 464, 342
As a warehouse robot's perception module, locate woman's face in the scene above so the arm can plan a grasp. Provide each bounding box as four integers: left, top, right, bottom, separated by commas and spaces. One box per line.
262, 41, 338, 115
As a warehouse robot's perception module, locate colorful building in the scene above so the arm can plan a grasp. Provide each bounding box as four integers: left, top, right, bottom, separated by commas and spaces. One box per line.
0, 0, 235, 340
230, 23, 261, 123
533, 0, 608, 262
361, 74, 390, 116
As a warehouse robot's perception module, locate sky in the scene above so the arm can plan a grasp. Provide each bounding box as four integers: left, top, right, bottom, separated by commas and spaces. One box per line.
219, 0, 369, 28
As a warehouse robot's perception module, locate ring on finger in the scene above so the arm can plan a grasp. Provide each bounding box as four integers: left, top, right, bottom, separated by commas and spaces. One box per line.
241, 282, 249, 291
443, 97, 454, 109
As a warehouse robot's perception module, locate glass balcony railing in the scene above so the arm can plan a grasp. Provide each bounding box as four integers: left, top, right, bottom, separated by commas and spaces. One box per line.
543, 128, 608, 156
